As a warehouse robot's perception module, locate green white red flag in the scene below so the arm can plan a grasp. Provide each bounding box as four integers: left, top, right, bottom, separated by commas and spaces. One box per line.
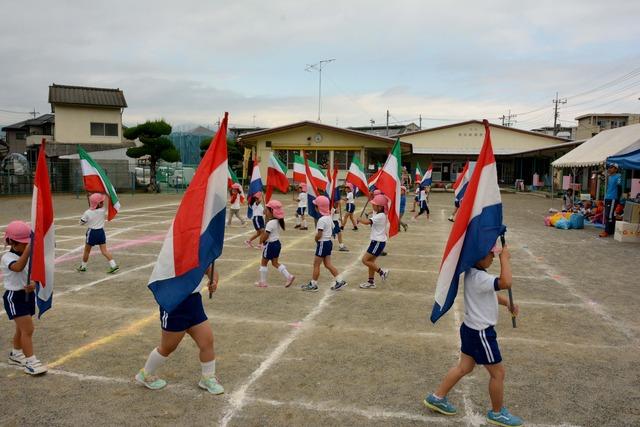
78, 146, 120, 221
293, 154, 306, 183
373, 139, 402, 238
345, 155, 369, 196
266, 152, 289, 201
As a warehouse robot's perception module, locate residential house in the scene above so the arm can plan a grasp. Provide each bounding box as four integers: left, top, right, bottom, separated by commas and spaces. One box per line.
575, 113, 640, 140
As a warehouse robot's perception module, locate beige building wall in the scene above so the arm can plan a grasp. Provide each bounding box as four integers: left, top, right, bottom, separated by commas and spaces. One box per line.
576, 115, 640, 140
53, 105, 123, 144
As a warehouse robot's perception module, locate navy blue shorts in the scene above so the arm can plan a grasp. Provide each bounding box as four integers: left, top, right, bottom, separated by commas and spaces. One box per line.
366, 240, 386, 256
419, 201, 430, 214
86, 228, 106, 246
252, 215, 265, 230
3, 290, 35, 320
262, 240, 282, 260
332, 220, 341, 237
346, 203, 355, 213
160, 292, 208, 332
296, 207, 306, 216
460, 323, 502, 365
414, 195, 419, 201
455, 200, 461, 208
315, 240, 333, 257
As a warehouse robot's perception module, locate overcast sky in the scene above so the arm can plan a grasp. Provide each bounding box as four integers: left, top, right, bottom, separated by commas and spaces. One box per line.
1, 0, 640, 131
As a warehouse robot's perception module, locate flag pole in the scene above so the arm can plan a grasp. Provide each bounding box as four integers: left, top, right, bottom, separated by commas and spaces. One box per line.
25, 232, 34, 302
500, 234, 516, 328
208, 261, 215, 299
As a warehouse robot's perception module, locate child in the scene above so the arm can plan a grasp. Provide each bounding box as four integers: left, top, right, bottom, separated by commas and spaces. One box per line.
341, 183, 358, 231
331, 206, 349, 252
413, 186, 430, 221
256, 200, 296, 288
2, 220, 47, 375
411, 183, 420, 212
562, 188, 574, 212
77, 193, 119, 274
135, 265, 223, 394
423, 244, 523, 427
300, 196, 347, 292
295, 183, 309, 230
399, 186, 408, 232
357, 195, 390, 289
227, 183, 246, 226
245, 191, 264, 249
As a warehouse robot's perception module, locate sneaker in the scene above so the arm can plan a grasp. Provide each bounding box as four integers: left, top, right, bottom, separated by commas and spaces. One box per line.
135, 369, 167, 390
338, 246, 349, 252
198, 375, 224, 395
486, 407, 523, 427
294, 224, 301, 229
423, 394, 457, 416
76, 265, 87, 272
380, 269, 390, 281
331, 280, 347, 291
599, 231, 609, 238
300, 227, 309, 230
448, 216, 455, 222
340, 225, 344, 231
401, 223, 408, 232
285, 275, 296, 288
244, 240, 254, 248
301, 282, 319, 292
24, 358, 47, 375
8, 351, 26, 367
107, 265, 119, 274
380, 251, 388, 256
359, 282, 376, 289
352, 227, 358, 231
255, 281, 268, 288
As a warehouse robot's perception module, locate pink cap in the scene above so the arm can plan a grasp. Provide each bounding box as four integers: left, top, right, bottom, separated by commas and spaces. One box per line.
400, 186, 407, 191
346, 182, 354, 192
371, 194, 388, 208
266, 200, 285, 219
299, 183, 307, 192
252, 191, 263, 199
313, 195, 331, 215
231, 183, 242, 190
4, 220, 31, 244
89, 193, 106, 209
373, 189, 382, 196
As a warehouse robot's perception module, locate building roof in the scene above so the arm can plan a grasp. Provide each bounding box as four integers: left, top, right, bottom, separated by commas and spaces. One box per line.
1, 114, 55, 131
401, 120, 567, 142
49, 84, 127, 108
574, 113, 639, 120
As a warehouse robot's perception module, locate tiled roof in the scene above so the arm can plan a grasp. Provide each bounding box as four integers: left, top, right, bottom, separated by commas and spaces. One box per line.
49, 84, 127, 108
2, 114, 55, 131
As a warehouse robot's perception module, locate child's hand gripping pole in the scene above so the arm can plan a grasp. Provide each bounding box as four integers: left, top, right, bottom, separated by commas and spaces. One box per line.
500, 234, 516, 328
358, 197, 370, 219
208, 261, 216, 299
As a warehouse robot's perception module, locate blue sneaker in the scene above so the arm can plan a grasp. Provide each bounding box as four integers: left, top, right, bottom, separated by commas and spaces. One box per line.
423, 393, 457, 416
486, 407, 523, 427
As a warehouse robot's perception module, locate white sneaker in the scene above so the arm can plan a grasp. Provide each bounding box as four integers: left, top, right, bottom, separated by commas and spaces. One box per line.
135, 369, 167, 390
359, 282, 377, 289
8, 351, 26, 366
380, 269, 390, 281
24, 358, 47, 375
198, 375, 224, 395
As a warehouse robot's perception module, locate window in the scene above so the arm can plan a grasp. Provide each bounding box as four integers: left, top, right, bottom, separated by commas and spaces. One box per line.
333, 150, 358, 170
15, 132, 26, 140
316, 150, 330, 169
90, 122, 119, 137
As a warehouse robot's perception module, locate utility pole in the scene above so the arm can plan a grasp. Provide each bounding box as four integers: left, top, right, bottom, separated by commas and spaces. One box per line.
501, 110, 516, 127
552, 92, 567, 135
252, 115, 256, 127
419, 114, 422, 130
305, 58, 335, 122
369, 119, 375, 130
31, 108, 38, 119
386, 110, 390, 136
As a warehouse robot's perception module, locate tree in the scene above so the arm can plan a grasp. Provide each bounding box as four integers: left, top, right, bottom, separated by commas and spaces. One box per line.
200, 134, 243, 172
125, 120, 180, 192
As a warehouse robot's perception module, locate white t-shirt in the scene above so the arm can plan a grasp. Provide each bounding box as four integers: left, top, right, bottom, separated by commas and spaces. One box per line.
316, 215, 333, 241
369, 212, 388, 242
265, 219, 281, 242
463, 267, 499, 330
230, 193, 241, 209
252, 202, 264, 217
298, 192, 308, 208
81, 208, 106, 230
331, 208, 340, 222
346, 191, 354, 203
1, 251, 28, 291
420, 189, 427, 202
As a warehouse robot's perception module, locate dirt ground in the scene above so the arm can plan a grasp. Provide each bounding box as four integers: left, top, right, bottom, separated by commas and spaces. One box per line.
0, 192, 638, 427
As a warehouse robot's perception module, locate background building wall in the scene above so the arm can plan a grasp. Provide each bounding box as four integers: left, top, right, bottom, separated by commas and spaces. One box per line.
54, 105, 122, 144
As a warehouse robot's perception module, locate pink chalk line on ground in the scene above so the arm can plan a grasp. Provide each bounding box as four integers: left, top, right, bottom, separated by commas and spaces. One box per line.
54, 233, 166, 264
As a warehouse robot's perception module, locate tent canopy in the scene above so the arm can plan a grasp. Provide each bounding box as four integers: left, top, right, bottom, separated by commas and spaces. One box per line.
552, 123, 640, 168
608, 148, 640, 170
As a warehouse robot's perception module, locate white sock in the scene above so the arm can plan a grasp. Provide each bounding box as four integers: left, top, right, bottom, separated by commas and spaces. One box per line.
143, 348, 167, 375
81, 261, 87, 268
295, 216, 301, 225
277, 264, 292, 279
334, 273, 343, 282
201, 360, 216, 377
259, 266, 268, 283
302, 220, 307, 228
311, 280, 318, 286
339, 243, 345, 248
109, 259, 117, 268
12, 348, 23, 356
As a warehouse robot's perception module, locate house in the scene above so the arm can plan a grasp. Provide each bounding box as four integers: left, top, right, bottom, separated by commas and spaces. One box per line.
1, 114, 54, 155
575, 113, 640, 140
531, 125, 577, 140
348, 122, 419, 137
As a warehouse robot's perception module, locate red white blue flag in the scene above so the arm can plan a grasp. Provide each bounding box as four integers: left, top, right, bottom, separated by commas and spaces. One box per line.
247, 161, 263, 219
302, 150, 322, 219
148, 113, 229, 313
454, 161, 476, 205
431, 121, 505, 323
420, 165, 433, 187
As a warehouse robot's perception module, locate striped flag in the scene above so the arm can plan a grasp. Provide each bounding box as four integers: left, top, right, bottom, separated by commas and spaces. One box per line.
265, 152, 289, 202
227, 166, 245, 203
247, 161, 263, 218
415, 163, 422, 184
78, 147, 120, 220
148, 113, 229, 313
431, 121, 505, 323
31, 139, 55, 318
302, 150, 322, 219
293, 154, 306, 183
454, 161, 476, 205
373, 139, 402, 238
421, 165, 433, 187
327, 164, 340, 208
345, 155, 369, 196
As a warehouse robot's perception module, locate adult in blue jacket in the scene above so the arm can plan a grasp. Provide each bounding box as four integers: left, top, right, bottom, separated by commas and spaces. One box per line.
600, 163, 621, 238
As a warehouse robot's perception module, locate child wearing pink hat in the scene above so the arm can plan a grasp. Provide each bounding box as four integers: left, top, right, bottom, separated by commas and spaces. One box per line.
2, 220, 47, 375
357, 194, 390, 289
341, 183, 358, 231
301, 196, 347, 292
245, 191, 265, 249
77, 193, 118, 274
256, 200, 295, 288
294, 183, 308, 230
227, 184, 246, 226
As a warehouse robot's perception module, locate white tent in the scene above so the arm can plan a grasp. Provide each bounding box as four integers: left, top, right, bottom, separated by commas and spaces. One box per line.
552, 124, 640, 167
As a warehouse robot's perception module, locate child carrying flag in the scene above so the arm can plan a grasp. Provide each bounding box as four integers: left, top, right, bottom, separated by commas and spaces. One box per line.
357, 194, 390, 289
399, 186, 408, 232
341, 183, 358, 231
331, 206, 349, 252
227, 184, 246, 226
245, 191, 265, 249
77, 193, 119, 274
256, 200, 296, 288
301, 196, 347, 292
294, 183, 309, 230
413, 186, 430, 221
2, 221, 48, 375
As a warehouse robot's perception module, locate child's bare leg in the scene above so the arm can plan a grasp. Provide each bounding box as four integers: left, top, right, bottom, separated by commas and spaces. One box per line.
434, 353, 476, 397
484, 362, 505, 412
337, 233, 343, 245
99, 244, 113, 261
322, 256, 338, 277
312, 257, 322, 280
158, 330, 186, 357
82, 244, 91, 263
187, 321, 215, 362
349, 214, 357, 228
261, 258, 269, 267
13, 323, 22, 351
248, 230, 261, 243
271, 258, 280, 268
14, 316, 35, 357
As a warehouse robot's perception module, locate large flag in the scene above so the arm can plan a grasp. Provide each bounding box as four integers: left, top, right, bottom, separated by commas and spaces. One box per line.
227, 166, 245, 203
431, 120, 505, 323
420, 164, 433, 187
265, 152, 289, 202
303, 151, 322, 219
148, 113, 229, 313
327, 164, 340, 208
78, 146, 120, 220
293, 154, 306, 183
454, 161, 476, 205
415, 163, 422, 184
367, 167, 383, 191
345, 155, 369, 196
374, 140, 402, 238
31, 139, 55, 318
247, 161, 264, 218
